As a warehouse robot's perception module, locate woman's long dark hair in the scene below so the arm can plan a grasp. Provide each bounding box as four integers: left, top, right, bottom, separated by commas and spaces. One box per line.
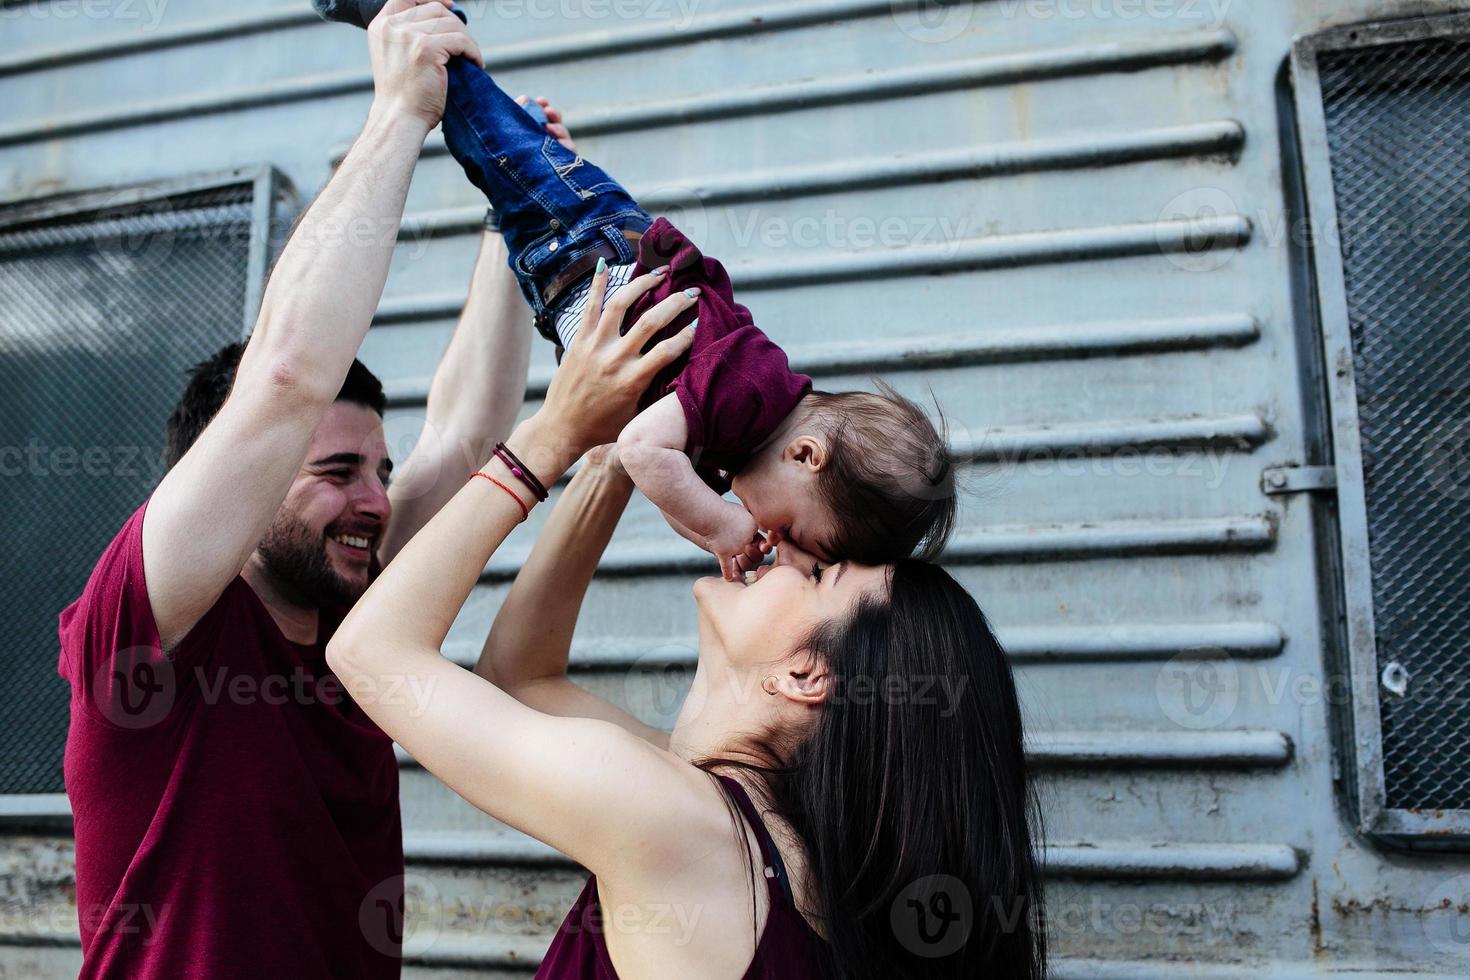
705, 559, 1045, 979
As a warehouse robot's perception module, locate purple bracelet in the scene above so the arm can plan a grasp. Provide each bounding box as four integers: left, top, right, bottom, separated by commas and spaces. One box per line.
493, 442, 548, 502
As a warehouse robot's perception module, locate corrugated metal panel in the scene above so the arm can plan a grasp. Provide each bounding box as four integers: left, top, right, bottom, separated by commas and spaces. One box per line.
0, 170, 285, 797
3, 0, 1470, 975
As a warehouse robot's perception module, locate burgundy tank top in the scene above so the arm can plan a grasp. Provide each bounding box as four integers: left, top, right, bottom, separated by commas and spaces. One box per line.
535, 775, 832, 978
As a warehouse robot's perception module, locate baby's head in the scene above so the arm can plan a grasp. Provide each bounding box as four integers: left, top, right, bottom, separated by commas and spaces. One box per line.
731, 381, 956, 564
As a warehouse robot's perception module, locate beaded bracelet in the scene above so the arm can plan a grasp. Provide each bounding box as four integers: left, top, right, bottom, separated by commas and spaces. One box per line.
493, 442, 549, 502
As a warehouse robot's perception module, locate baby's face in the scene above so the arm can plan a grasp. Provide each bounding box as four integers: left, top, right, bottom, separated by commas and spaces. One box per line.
732, 469, 839, 563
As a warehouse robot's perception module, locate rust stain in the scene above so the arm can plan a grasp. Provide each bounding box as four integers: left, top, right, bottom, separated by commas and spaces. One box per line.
1330, 894, 1445, 918
1310, 879, 1324, 956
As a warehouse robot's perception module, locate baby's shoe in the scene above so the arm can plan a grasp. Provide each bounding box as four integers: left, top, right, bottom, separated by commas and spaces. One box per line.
312, 0, 465, 29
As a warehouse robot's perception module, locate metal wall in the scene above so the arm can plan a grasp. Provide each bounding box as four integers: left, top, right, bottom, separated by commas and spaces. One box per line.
2, 0, 1468, 975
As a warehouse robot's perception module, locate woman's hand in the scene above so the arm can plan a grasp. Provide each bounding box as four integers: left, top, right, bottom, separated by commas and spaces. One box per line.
527, 266, 696, 471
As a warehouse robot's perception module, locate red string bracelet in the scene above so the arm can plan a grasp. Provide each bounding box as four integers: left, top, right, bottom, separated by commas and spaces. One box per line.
469, 471, 529, 521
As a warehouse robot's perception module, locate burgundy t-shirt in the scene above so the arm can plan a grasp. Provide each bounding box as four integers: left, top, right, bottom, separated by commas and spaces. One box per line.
627, 218, 812, 493
535, 775, 833, 978
56, 500, 403, 979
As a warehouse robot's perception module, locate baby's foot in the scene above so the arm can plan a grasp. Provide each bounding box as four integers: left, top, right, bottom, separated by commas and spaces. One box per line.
312, 0, 465, 29
311, 0, 386, 29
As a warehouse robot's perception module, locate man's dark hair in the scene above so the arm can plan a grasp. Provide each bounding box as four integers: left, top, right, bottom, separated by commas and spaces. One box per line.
804, 380, 956, 564
164, 342, 386, 470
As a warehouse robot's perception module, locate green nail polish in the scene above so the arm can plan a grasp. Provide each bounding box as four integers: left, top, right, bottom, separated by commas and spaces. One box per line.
595, 256, 606, 274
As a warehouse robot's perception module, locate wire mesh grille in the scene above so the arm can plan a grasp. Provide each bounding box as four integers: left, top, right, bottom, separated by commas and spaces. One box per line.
1319, 38, 1470, 811
0, 184, 254, 795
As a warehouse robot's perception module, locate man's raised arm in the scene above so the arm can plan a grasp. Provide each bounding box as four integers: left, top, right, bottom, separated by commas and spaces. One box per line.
143, 0, 481, 650
379, 230, 532, 565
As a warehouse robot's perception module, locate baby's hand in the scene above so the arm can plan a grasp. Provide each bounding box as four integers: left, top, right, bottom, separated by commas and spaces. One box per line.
703, 503, 768, 582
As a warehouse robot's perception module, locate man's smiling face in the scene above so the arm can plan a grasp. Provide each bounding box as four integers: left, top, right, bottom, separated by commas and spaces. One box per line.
257, 401, 392, 608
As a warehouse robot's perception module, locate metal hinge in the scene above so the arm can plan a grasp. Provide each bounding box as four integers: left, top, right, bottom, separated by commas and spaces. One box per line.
1262, 465, 1338, 496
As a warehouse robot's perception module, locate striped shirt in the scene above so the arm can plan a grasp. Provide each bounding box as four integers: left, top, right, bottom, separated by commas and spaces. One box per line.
553, 263, 639, 349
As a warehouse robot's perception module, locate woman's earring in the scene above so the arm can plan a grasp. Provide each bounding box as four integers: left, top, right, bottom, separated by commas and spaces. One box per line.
761, 675, 779, 696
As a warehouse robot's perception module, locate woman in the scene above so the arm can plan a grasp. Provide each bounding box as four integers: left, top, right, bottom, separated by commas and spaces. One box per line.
328, 272, 1046, 978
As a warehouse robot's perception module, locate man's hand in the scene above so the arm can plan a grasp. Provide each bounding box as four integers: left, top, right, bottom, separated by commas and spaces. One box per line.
583, 443, 624, 473
515, 95, 576, 151
368, 0, 482, 129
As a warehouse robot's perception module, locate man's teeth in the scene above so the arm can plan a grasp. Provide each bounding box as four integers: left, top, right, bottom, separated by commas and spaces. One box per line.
744, 570, 758, 585
330, 534, 370, 549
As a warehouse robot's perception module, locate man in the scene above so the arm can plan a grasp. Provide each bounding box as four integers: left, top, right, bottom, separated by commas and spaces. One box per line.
55, 2, 529, 975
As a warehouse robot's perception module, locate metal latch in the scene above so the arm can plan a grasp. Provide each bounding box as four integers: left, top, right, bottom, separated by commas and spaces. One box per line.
1262, 465, 1338, 496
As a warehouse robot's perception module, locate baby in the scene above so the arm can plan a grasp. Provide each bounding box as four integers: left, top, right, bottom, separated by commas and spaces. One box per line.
317, 0, 956, 577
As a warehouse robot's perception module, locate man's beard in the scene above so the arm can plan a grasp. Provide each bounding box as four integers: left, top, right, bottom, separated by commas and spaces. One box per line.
257, 511, 366, 609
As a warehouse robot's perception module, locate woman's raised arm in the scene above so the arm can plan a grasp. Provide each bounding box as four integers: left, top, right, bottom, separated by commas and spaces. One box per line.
476, 445, 671, 747
326, 266, 698, 874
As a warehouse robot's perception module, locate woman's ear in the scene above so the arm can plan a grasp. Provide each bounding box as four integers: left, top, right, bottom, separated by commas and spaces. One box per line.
775, 661, 832, 706
785, 435, 828, 474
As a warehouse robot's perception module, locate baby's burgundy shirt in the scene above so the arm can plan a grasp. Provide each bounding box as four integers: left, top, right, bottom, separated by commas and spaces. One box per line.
624, 217, 812, 493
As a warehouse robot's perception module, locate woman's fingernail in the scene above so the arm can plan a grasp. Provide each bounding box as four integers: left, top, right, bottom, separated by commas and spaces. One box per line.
653, 265, 670, 276
595, 256, 606, 275
684, 287, 700, 299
